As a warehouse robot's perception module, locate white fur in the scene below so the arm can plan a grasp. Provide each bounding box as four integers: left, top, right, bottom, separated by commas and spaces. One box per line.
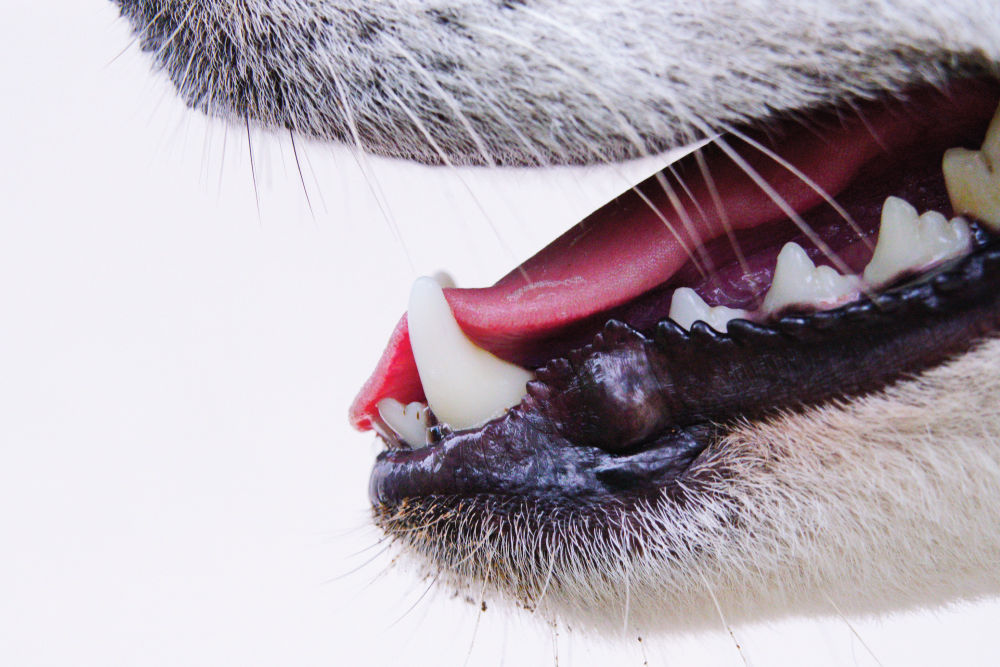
118, 0, 1000, 630
382, 337, 1000, 631
116, 0, 1000, 165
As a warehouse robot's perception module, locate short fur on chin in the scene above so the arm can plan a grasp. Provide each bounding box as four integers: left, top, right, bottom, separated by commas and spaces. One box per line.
379, 336, 1000, 631
115, 0, 999, 166
118, 0, 1000, 628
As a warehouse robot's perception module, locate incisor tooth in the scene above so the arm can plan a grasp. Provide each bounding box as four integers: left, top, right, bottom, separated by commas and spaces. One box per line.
863, 196, 971, 286
761, 242, 861, 314
668, 287, 748, 332
943, 103, 1000, 229
408, 277, 533, 430
377, 398, 430, 448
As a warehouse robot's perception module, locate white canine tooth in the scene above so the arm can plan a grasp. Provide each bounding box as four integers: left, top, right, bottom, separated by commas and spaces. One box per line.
943, 103, 1000, 229
377, 398, 431, 448
668, 287, 748, 332
408, 277, 533, 430
863, 196, 972, 286
761, 242, 861, 314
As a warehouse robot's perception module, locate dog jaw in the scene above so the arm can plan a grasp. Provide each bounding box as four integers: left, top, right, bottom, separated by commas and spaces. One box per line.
115, 0, 1000, 629
382, 335, 1000, 631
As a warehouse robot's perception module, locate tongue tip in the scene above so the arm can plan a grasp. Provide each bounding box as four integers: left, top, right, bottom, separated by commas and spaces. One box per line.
349, 314, 424, 431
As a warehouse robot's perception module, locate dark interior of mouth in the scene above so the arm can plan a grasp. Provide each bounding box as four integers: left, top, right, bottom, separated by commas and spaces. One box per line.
357, 77, 1000, 507
352, 78, 1000, 434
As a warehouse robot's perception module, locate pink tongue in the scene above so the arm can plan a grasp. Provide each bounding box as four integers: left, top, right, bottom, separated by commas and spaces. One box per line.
349, 82, 993, 431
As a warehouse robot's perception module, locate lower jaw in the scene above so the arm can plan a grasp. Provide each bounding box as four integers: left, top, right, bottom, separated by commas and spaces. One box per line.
363, 77, 1000, 511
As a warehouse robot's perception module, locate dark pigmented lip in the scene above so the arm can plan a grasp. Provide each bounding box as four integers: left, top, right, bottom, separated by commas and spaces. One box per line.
363, 78, 1000, 509
371, 234, 1000, 508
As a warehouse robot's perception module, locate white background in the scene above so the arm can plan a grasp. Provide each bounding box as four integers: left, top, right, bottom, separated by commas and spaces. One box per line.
2, 2, 999, 665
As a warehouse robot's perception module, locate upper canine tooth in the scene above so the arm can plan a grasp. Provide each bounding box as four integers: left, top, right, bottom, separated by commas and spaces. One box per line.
943, 103, 1000, 230
377, 398, 431, 448
408, 277, 533, 430
761, 242, 861, 314
863, 196, 972, 286
668, 287, 748, 332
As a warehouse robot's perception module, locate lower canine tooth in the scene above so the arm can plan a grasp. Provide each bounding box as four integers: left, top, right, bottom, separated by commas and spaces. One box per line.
863, 196, 971, 286
408, 277, 533, 430
943, 103, 1000, 230
669, 287, 748, 332
762, 242, 861, 314
377, 398, 431, 448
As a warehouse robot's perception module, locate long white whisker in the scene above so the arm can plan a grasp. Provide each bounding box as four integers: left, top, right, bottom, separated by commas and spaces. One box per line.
721, 123, 873, 250
698, 571, 749, 667
823, 592, 885, 667
704, 132, 858, 280
693, 148, 755, 297
382, 85, 527, 280
327, 65, 415, 271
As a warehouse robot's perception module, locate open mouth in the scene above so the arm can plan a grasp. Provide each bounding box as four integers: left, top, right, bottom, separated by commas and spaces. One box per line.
351, 78, 1000, 513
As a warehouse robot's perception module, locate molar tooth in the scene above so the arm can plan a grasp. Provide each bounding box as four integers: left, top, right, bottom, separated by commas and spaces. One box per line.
408, 277, 533, 430
761, 242, 861, 314
943, 104, 1000, 229
377, 398, 431, 448
668, 287, 748, 332
863, 196, 972, 286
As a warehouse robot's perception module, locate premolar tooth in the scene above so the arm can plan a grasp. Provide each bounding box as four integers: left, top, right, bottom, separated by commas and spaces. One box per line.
863, 196, 972, 286
377, 398, 431, 448
669, 287, 748, 332
408, 277, 533, 430
761, 242, 861, 314
943, 104, 1000, 229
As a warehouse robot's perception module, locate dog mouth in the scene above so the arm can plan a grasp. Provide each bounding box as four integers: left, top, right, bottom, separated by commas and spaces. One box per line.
352, 78, 1000, 510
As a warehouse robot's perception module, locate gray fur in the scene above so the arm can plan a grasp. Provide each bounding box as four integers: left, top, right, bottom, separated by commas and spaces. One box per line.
115, 0, 1000, 166
116, 0, 1000, 628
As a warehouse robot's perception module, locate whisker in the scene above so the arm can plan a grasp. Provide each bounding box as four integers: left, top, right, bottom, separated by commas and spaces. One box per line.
652, 171, 717, 281
704, 132, 861, 283
470, 17, 714, 280
288, 129, 315, 219
721, 123, 873, 251
107, 5, 168, 67
387, 570, 441, 629
245, 115, 262, 224
694, 148, 755, 300
216, 120, 228, 197
322, 543, 392, 584
823, 592, 885, 667
383, 35, 496, 167
327, 66, 415, 271
698, 571, 749, 667
381, 86, 527, 281
461, 546, 495, 667
151, 1, 197, 61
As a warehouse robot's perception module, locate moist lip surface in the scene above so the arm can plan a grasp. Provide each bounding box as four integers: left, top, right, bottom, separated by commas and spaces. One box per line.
351, 79, 1000, 434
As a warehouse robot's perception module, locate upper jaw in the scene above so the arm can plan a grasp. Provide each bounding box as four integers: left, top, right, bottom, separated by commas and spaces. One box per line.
361, 77, 1000, 507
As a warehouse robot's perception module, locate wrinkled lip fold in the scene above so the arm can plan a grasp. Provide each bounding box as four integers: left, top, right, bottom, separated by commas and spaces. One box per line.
351, 79, 1000, 434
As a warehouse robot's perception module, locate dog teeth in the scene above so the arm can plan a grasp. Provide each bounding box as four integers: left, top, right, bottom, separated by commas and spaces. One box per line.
408, 277, 533, 430
377, 398, 431, 448
761, 242, 861, 314
862, 196, 971, 286
669, 287, 748, 332
943, 103, 1000, 229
